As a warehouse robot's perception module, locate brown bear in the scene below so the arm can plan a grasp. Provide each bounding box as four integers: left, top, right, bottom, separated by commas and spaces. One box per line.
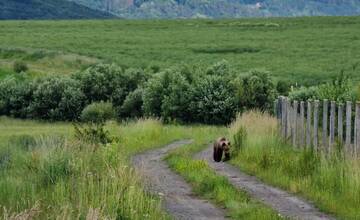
213, 137, 231, 162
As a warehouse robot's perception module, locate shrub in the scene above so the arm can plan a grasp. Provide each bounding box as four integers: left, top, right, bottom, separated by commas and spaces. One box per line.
189, 75, 236, 124
276, 80, 292, 95
161, 71, 192, 122
288, 86, 318, 101
80, 102, 116, 124
316, 73, 353, 102
74, 123, 113, 145
236, 70, 275, 111
29, 76, 85, 120
206, 60, 232, 76
120, 88, 144, 118
73, 63, 124, 103
142, 72, 167, 117
0, 76, 33, 117
13, 60, 28, 73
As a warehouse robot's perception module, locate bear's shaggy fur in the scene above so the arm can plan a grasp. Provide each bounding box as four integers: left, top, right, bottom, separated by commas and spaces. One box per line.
213, 137, 231, 162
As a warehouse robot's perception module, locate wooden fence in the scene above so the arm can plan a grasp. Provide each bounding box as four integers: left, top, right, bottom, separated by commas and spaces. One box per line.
274, 97, 360, 156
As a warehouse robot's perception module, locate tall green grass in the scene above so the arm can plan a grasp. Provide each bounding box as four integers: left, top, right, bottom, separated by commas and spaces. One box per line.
0, 117, 228, 219
166, 137, 283, 220
229, 111, 360, 219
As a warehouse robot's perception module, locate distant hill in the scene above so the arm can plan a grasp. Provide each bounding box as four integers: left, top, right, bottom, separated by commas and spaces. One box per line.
69, 0, 360, 18
0, 0, 115, 20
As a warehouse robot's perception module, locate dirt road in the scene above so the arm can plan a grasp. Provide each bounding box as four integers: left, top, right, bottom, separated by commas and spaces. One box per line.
195, 145, 336, 220
132, 140, 226, 220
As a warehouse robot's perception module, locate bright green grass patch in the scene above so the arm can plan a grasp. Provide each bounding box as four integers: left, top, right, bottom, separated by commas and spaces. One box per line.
166, 141, 283, 220
0, 17, 360, 84
229, 111, 360, 219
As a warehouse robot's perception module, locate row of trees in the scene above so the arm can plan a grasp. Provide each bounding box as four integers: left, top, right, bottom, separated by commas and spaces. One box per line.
0, 61, 278, 124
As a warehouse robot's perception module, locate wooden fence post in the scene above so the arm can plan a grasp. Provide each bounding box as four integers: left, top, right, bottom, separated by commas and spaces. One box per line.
286, 98, 291, 139
300, 101, 305, 148
338, 103, 343, 144
313, 100, 319, 151
346, 101, 352, 154
281, 97, 286, 138
329, 101, 336, 153
292, 101, 298, 147
355, 102, 360, 157
306, 101, 312, 147
322, 100, 329, 152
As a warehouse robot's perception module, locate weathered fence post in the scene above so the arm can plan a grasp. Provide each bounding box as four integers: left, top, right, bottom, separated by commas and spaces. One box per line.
292, 101, 298, 147
322, 100, 329, 152
306, 101, 312, 147
338, 103, 343, 144
329, 101, 336, 153
300, 101, 305, 148
346, 101, 352, 154
281, 97, 286, 138
355, 102, 360, 157
286, 98, 291, 139
313, 100, 319, 151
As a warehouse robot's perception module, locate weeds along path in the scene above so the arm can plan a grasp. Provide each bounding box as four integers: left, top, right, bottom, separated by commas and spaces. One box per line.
132, 140, 226, 220
195, 146, 335, 220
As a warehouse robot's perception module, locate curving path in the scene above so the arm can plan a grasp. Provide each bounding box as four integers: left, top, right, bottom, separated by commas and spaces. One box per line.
195, 145, 336, 220
132, 140, 226, 220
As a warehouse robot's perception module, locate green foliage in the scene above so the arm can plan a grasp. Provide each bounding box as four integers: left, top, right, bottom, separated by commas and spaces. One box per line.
73, 63, 124, 103
232, 126, 247, 156
316, 73, 353, 102
236, 70, 275, 111
161, 71, 192, 122
30, 76, 85, 120
190, 75, 236, 124
13, 60, 28, 73
0, 76, 33, 118
276, 80, 291, 96
288, 86, 318, 101
74, 123, 113, 145
120, 88, 144, 118
80, 102, 115, 124
289, 74, 354, 102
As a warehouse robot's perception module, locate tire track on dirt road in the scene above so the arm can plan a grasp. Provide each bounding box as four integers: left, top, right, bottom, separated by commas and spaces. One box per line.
132, 140, 226, 220
195, 145, 336, 220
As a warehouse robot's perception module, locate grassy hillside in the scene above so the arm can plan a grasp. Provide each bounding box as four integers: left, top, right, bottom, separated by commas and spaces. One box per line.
0, 0, 114, 20
0, 16, 359, 84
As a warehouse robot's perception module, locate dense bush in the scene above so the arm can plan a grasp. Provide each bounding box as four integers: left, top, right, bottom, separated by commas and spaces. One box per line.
73, 63, 124, 103
0, 61, 279, 124
289, 74, 354, 102
189, 75, 236, 124
29, 76, 85, 120
235, 70, 275, 111
0, 77, 33, 118
120, 88, 143, 118
13, 60, 28, 73
80, 102, 116, 124
276, 80, 292, 95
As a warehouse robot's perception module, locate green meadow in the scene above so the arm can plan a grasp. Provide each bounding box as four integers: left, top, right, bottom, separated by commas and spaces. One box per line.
1, 16, 360, 84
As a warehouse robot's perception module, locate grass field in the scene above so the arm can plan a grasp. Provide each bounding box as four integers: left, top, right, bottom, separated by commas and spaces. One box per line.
1, 16, 360, 84
0, 117, 234, 219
